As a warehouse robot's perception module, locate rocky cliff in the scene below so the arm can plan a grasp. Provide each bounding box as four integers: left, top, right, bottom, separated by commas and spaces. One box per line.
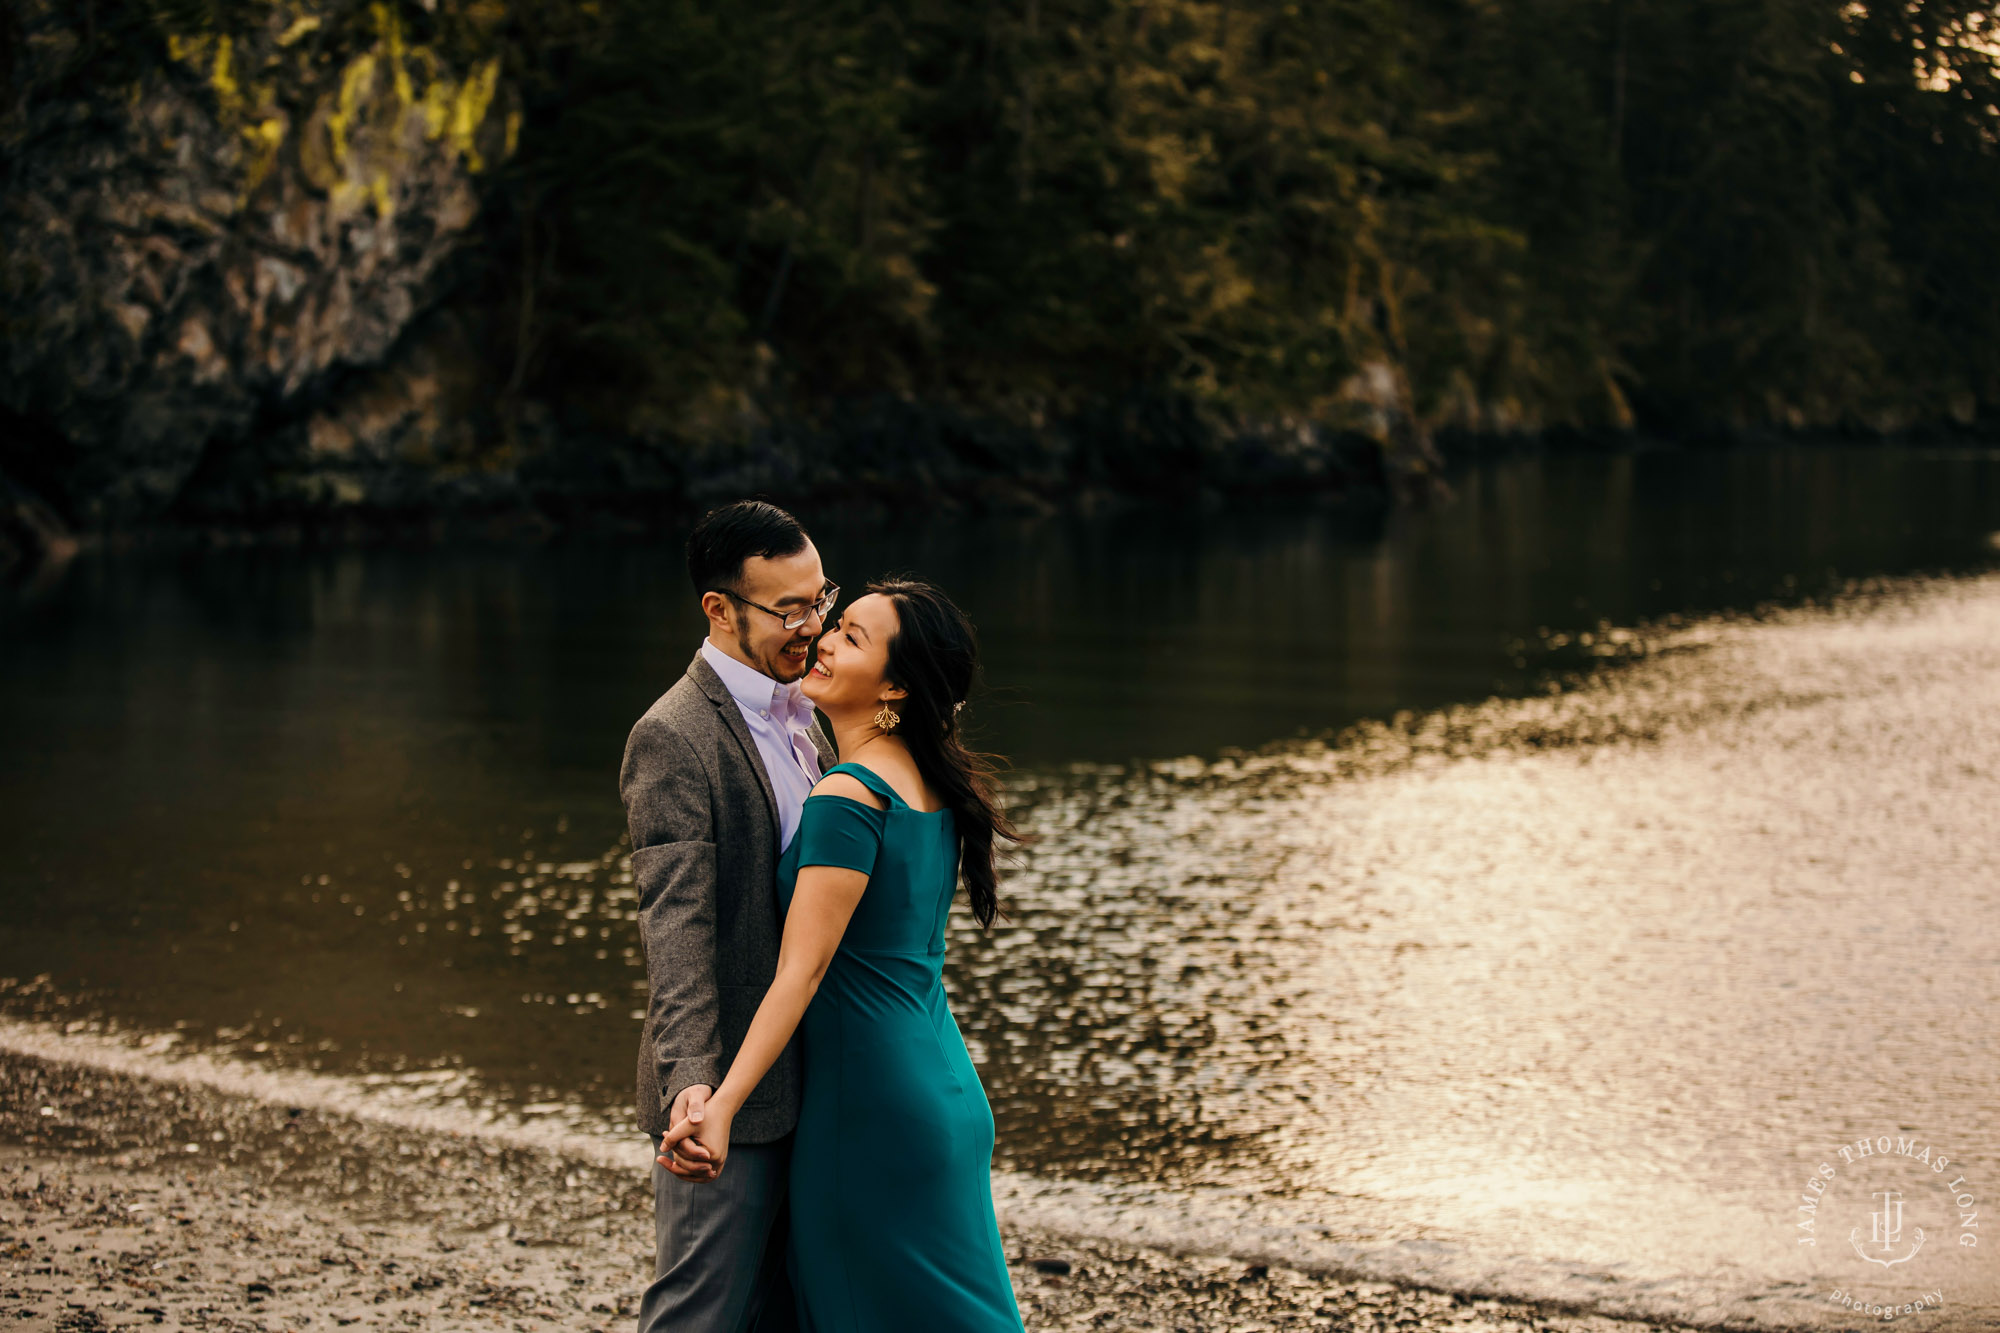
0, 0, 514, 562
0, 0, 1443, 573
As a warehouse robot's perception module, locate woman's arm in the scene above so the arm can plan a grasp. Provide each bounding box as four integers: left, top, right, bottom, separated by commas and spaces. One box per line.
656, 860, 869, 1176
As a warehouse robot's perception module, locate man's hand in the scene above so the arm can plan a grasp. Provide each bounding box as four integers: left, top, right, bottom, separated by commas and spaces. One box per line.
658, 1097, 733, 1183
658, 1084, 717, 1181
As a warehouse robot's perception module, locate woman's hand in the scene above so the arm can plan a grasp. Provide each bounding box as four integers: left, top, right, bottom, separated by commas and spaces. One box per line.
657, 1100, 734, 1181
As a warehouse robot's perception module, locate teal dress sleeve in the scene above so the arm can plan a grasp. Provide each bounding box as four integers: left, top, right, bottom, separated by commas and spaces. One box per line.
793, 794, 885, 875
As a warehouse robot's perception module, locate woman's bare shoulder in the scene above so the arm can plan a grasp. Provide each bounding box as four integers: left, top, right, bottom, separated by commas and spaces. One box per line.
810, 771, 886, 808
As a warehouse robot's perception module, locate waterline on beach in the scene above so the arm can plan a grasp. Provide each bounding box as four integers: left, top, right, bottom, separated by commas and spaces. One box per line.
8, 570, 1999, 1330
0, 1016, 1811, 1330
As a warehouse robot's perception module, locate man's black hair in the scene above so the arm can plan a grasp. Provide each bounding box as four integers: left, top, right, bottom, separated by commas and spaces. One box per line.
686, 501, 811, 598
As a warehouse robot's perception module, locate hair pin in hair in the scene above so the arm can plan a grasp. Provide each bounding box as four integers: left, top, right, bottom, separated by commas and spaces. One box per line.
952, 699, 966, 714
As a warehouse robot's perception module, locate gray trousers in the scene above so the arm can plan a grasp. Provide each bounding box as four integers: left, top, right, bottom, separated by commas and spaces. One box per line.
638, 1136, 797, 1333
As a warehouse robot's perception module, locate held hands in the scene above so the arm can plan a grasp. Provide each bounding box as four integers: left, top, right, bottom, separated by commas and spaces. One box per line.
656, 1083, 732, 1183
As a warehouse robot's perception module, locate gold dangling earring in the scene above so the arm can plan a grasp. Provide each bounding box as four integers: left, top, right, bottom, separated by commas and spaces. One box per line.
873, 702, 900, 733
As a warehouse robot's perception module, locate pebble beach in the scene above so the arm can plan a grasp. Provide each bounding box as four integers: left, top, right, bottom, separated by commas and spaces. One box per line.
0, 1049, 1711, 1333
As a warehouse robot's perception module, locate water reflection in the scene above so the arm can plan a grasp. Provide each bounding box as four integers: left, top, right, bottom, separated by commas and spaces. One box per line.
3, 446, 1999, 1324
963, 575, 2000, 1192
960, 574, 1998, 1321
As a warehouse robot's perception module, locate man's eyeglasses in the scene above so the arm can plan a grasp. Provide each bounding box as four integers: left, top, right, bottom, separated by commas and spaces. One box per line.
710, 582, 840, 632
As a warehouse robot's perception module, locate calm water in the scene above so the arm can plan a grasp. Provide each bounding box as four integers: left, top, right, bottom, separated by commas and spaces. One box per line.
4, 444, 1999, 1328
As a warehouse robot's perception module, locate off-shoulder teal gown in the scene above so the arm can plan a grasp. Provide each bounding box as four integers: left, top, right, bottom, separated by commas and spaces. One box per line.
776, 762, 1023, 1332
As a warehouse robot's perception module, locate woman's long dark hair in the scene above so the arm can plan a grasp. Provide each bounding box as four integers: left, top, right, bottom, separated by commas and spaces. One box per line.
871, 578, 1024, 927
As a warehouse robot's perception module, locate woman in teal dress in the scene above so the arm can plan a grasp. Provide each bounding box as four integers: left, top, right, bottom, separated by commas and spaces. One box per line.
658, 578, 1027, 1332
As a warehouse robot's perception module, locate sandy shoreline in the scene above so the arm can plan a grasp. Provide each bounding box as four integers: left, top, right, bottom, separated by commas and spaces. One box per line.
0, 1050, 1712, 1333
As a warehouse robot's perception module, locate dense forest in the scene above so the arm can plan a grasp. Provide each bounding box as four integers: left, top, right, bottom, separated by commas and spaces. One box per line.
3, 0, 1999, 548
496, 0, 2000, 431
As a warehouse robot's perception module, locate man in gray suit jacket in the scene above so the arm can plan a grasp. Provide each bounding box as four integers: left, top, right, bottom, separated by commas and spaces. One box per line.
619, 501, 839, 1333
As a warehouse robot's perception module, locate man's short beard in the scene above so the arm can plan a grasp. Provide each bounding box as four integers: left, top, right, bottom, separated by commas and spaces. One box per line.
755, 635, 811, 682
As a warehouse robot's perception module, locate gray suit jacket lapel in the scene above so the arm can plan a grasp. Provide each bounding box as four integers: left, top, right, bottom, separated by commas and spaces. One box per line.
807, 718, 834, 772
688, 653, 781, 835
